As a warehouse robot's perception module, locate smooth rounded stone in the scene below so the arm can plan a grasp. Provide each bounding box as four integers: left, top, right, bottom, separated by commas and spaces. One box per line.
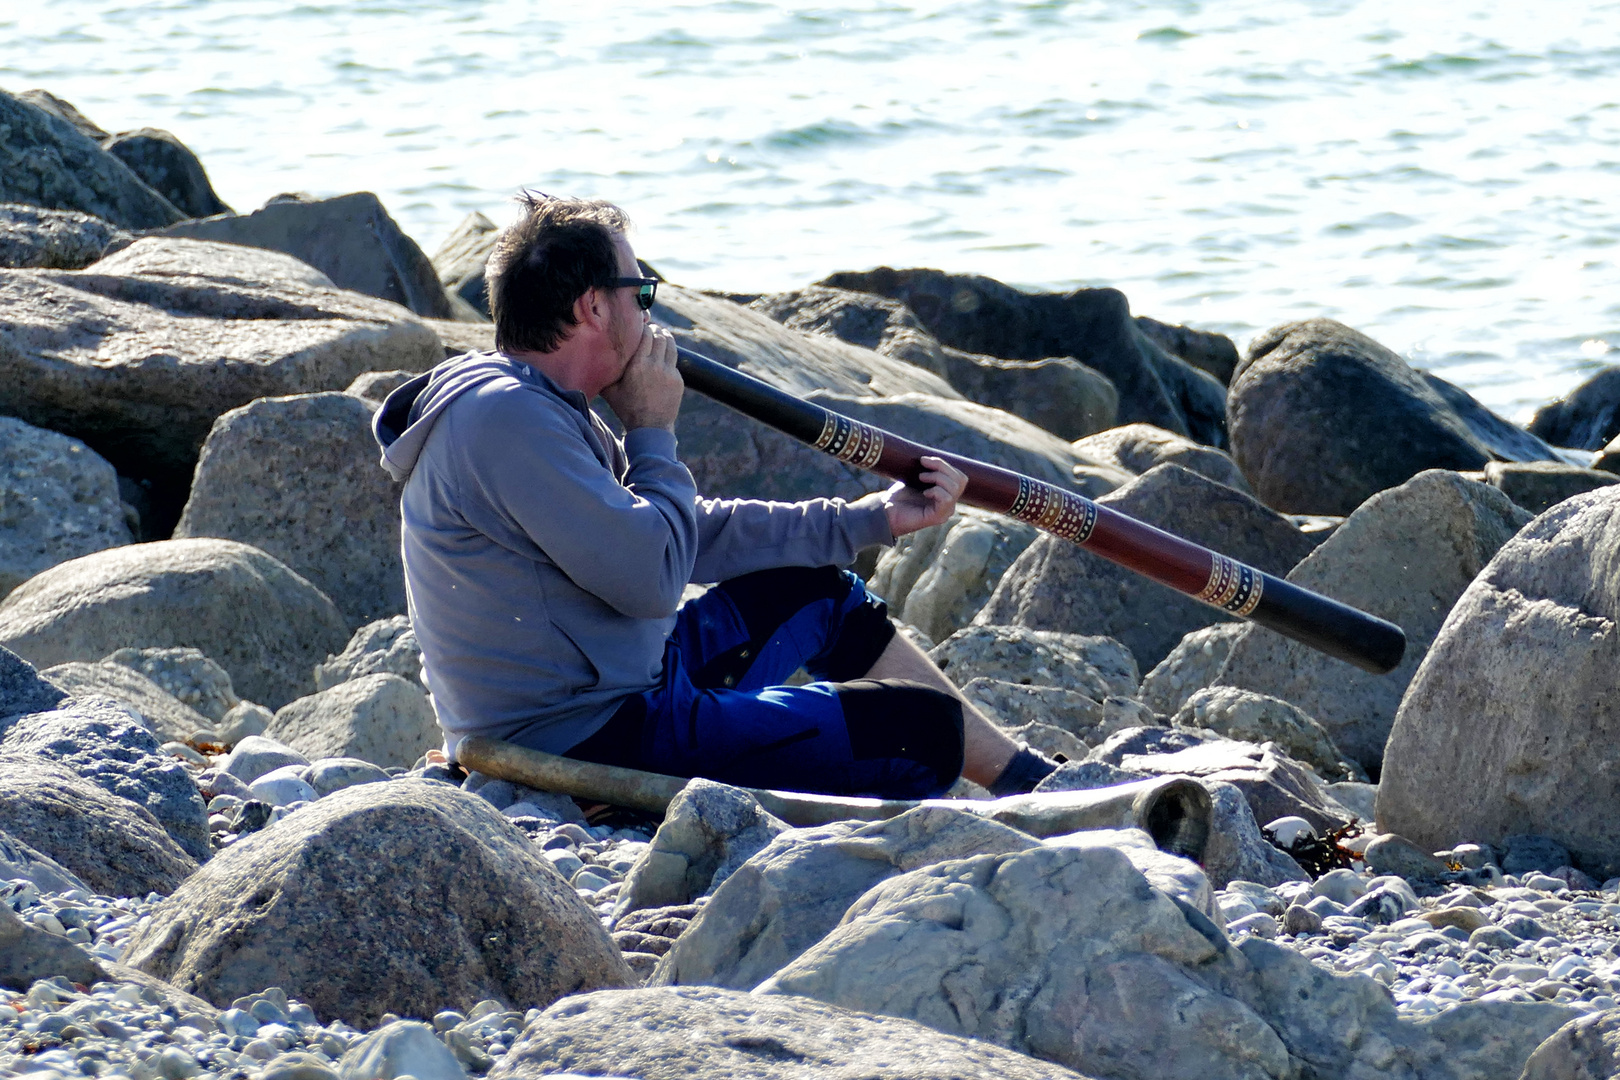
250, 767, 318, 808
818, 267, 1227, 444
960, 677, 1154, 746
268, 674, 439, 770
1519, 1007, 1620, 1080
1420, 907, 1491, 934
1484, 460, 1620, 515
307, 758, 390, 797
1364, 833, 1452, 884
1529, 365, 1620, 451
978, 464, 1320, 668
1304, 895, 1348, 919
1216, 469, 1531, 775
339, 1019, 467, 1080
0, 416, 134, 595
100, 127, 231, 220
122, 778, 632, 1026
1325, 781, 1378, 824
102, 646, 240, 724
1378, 487, 1620, 879
39, 661, 211, 745
0, 755, 197, 895
866, 507, 1038, 644
491, 985, 1091, 1080
1073, 422, 1252, 492
1521, 872, 1571, 894
1227, 911, 1280, 938
0, 202, 129, 269
1348, 886, 1417, 925
572, 869, 612, 893
0, 538, 350, 710
0, 695, 211, 859
1172, 686, 1364, 783
1313, 868, 1369, 905
259, 1053, 340, 1080
218, 700, 273, 746
0, 89, 184, 228
175, 393, 405, 626
1282, 904, 1323, 936
0, 896, 109, 990
1228, 318, 1563, 515
927, 624, 1138, 700
223, 736, 312, 785
545, 850, 584, 880
314, 617, 422, 692
1139, 622, 1247, 716
1501, 914, 1553, 941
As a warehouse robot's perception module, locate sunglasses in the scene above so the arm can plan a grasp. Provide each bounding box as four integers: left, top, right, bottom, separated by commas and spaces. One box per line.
610, 276, 659, 311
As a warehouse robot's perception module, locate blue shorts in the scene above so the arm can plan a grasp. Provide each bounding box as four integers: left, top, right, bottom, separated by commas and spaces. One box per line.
566, 566, 964, 799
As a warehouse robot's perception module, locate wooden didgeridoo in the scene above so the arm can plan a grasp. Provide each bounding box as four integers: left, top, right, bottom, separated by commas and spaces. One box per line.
675, 346, 1407, 675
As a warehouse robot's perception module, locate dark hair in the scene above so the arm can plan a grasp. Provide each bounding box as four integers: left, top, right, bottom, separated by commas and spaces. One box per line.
485, 193, 632, 353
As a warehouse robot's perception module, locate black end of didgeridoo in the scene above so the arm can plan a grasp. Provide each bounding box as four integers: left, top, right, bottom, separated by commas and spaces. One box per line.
1247, 575, 1407, 674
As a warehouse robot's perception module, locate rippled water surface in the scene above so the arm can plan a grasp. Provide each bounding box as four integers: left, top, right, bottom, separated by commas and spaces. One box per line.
5, 1, 1620, 416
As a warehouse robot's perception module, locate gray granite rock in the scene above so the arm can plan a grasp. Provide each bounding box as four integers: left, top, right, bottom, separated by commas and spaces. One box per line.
101, 127, 231, 220
221, 736, 310, 785
268, 674, 439, 769
1363, 833, 1450, 884
314, 617, 422, 692
339, 1019, 468, 1080
1172, 686, 1364, 783
1200, 779, 1311, 889
1073, 423, 1251, 492
0, 644, 67, 720
40, 661, 211, 744
1485, 459, 1620, 515
0, 827, 89, 893
1139, 623, 1246, 716
430, 211, 498, 316
0, 901, 108, 991
960, 677, 1156, 746
0, 202, 129, 269
867, 507, 1038, 644
1518, 1008, 1620, 1080
103, 646, 239, 724
928, 624, 1138, 700
307, 757, 391, 797
1528, 364, 1620, 451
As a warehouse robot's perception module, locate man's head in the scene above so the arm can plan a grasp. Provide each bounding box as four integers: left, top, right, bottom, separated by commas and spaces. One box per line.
485, 194, 638, 354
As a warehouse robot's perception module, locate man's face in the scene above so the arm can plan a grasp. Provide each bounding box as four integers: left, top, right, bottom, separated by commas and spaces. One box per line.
602, 233, 648, 381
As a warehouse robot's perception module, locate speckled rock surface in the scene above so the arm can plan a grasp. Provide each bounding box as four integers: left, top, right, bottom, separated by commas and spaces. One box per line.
0, 645, 67, 720
41, 661, 211, 744
867, 507, 1038, 644
1072, 422, 1251, 492
1140, 623, 1247, 716
103, 646, 240, 724
928, 624, 1139, 700
267, 673, 439, 769
0, 202, 129, 269
1173, 686, 1364, 783
314, 617, 422, 692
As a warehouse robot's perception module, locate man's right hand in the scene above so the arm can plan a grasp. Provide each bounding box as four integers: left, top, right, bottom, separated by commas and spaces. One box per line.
602, 324, 683, 432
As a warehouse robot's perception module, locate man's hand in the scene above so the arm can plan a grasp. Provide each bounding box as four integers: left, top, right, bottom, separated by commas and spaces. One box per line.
858, 455, 969, 537
602, 324, 683, 431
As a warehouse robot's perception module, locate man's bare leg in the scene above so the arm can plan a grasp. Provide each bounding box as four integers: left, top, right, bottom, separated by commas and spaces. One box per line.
863, 629, 1025, 789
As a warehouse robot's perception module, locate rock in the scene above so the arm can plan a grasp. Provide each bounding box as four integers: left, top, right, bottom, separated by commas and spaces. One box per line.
1139, 623, 1247, 716
0, 538, 351, 710
307, 757, 391, 797
1529, 365, 1620, 451
39, 661, 211, 744
0, 901, 108, 991
0, 828, 88, 893
122, 779, 632, 1026
751, 285, 1119, 440
1228, 318, 1563, 514
15, 89, 110, 141
423, 319, 496, 360
175, 392, 403, 626
1215, 470, 1531, 775
1518, 1008, 1620, 1080
1325, 781, 1377, 823
159, 192, 454, 318
340, 1020, 469, 1080
978, 464, 1319, 668
217, 701, 272, 747
1034, 760, 1150, 793
101, 127, 230, 220
0, 695, 211, 859
1201, 780, 1310, 889
0, 236, 441, 506
0, 644, 67, 719
0, 755, 197, 895
1135, 315, 1241, 385
491, 986, 1088, 1080
1418, 906, 1490, 934
1073, 423, 1251, 492
431, 211, 498, 317
250, 766, 318, 807
0, 202, 128, 268
267, 674, 440, 769
103, 646, 239, 725
927, 624, 1139, 700
996, 720, 1090, 761
866, 507, 1038, 644
314, 617, 422, 692
1596, 434, 1620, 474
616, 779, 788, 921
960, 678, 1155, 746
1046, 826, 1216, 916
0, 415, 135, 596
346, 370, 420, 406
650, 805, 1037, 990
221, 736, 311, 785
1362, 833, 1450, 884
1281, 905, 1322, 935
1484, 459, 1620, 514
819, 267, 1228, 445
1502, 835, 1574, 878
0, 88, 184, 228
1172, 687, 1364, 782
1377, 486, 1620, 877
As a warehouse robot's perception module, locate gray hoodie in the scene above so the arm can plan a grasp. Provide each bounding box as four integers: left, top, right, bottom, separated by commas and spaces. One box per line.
375, 351, 893, 759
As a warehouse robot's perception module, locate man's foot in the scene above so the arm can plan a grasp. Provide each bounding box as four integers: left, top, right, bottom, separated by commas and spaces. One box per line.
986, 745, 1060, 797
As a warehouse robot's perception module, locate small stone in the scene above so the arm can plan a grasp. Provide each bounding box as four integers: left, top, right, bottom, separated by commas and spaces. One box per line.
224, 735, 310, 784
1226, 912, 1279, 938
572, 869, 613, 892
545, 851, 584, 879
307, 757, 391, 797
218, 701, 274, 747
339, 1019, 469, 1080
1470, 925, 1523, 951
251, 766, 318, 807
1418, 907, 1490, 933
1500, 913, 1552, 940
1312, 868, 1368, 906
1282, 904, 1322, 935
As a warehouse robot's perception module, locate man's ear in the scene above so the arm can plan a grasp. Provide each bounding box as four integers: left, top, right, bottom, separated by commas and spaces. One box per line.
574, 287, 605, 332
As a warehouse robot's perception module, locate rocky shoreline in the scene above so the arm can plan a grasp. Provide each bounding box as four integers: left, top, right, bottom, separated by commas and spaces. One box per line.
3, 84, 1620, 1080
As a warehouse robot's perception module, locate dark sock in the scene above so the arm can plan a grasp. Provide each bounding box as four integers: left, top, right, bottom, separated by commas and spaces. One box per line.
987, 745, 1060, 797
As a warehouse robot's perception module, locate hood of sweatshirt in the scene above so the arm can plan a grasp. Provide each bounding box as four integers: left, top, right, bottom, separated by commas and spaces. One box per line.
374, 351, 520, 482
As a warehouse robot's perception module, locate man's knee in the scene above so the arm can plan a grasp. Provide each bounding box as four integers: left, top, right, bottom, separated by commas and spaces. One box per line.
715, 566, 894, 682
835, 678, 964, 791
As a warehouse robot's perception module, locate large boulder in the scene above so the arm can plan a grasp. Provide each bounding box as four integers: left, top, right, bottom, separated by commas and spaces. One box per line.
490, 986, 1090, 1080
977, 464, 1319, 669
314, 616, 423, 691
1377, 485, 1620, 878
1135, 315, 1240, 385
175, 392, 402, 626
0, 696, 211, 858
0, 88, 184, 228
431, 211, 498, 316
0, 237, 441, 507
1172, 686, 1364, 783
927, 624, 1139, 700
0, 828, 89, 894
1139, 623, 1246, 715
1483, 459, 1620, 515
103, 646, 240, 725
867, 506, 1038, 643
1072, 422, 1250, 492
267, 673, 440, 769
0, 538, 351, 710
1528, 365, 1620, 451
1214, 470, 1531, 775
101, 127, 231, 219
0, 756, 197, 895
122, 779, 633, 1025
160, 192, 455, 318
1228, 319, 1563, 514
0, 202, 128, 269
0, 415, 133, 596
820, 267, 1228, 445
960, 678, 1155, 749
0, 644, 66, 719
1518, 1009, 1620, 1080
40, 661, 211, 744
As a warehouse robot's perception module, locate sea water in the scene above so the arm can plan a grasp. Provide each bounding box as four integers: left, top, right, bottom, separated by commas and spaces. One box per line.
4, 0, 1619, 418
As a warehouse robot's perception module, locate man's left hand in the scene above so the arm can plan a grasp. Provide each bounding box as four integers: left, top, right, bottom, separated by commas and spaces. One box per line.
865, 455, 969, 538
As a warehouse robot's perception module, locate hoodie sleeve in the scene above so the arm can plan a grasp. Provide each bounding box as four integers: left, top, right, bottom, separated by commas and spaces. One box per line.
452, 387, 700, 620
690, 494, 894, 584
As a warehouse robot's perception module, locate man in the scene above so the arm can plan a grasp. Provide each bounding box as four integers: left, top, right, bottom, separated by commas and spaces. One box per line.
375, 195, 1059, 799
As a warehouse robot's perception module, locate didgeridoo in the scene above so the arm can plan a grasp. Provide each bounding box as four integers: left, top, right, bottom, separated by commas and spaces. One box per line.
675, 346, 1407, 675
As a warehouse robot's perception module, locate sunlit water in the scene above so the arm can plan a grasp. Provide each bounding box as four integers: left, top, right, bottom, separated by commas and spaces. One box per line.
5, 1, 1620, 419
